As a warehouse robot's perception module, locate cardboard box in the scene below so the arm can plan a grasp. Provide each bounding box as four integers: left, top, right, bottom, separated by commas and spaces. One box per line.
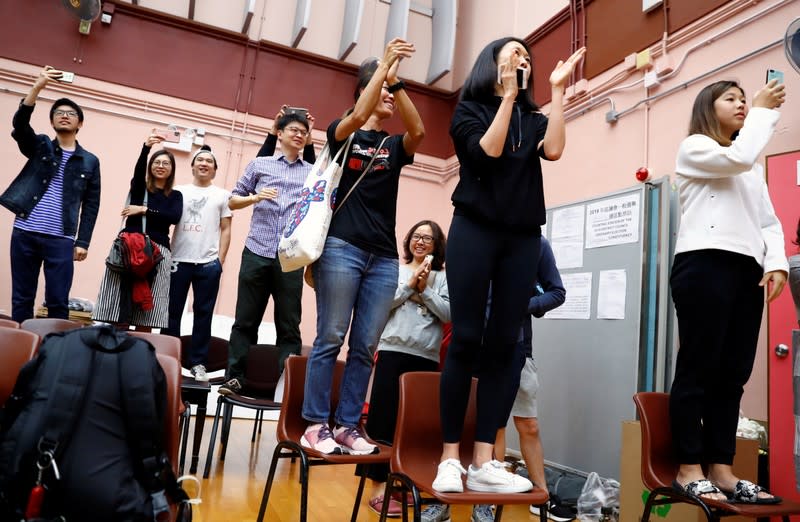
619, 420, 759, 522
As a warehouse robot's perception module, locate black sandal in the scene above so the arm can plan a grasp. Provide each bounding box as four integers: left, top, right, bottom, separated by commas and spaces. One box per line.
672, 479, 727, 501
723, 480, 781, 504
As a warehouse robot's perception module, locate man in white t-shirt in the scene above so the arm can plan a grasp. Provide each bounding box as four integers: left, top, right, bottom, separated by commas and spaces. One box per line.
164, 145, 232, 381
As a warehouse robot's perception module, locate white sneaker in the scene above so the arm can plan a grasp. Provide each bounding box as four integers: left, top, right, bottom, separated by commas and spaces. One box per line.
466, 460, 533, 493
432, 458, 467, 493
190, 364, 209, 382
300, 423, 342, 455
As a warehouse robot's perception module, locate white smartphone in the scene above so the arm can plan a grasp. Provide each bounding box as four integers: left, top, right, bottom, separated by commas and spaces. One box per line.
424, 254, 433, 265
56, 71, 75, 83
496, 65, 530, 89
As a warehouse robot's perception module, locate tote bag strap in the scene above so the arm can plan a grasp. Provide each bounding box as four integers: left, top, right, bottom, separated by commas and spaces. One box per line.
333, 135, 390, 217
118, 189, 149, 232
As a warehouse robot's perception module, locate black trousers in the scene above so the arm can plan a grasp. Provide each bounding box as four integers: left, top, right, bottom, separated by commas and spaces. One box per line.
669, 249, 764, 465
358, 350, 439, 482
440, 214, 540, 444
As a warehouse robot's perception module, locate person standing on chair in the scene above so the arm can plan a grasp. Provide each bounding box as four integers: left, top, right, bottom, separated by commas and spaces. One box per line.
219, 110, 314, 396
163, 145, 232, 382
1, 65, 100, 323
433, 37, 584, 495
669, 78, 786, 503
300, 38, 425, 456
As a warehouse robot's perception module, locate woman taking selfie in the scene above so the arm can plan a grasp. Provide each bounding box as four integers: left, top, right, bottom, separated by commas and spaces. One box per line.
93, 132, 183, 330
300, 38, 425, 455
669, 78, 786, 503
433, 37, 585, 494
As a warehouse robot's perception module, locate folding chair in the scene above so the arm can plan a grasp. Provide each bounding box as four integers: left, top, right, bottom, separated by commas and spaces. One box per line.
256, 355, 391, 522
382, 371, 549, 522
633, 392, 800, 522
203, 344, 284, 479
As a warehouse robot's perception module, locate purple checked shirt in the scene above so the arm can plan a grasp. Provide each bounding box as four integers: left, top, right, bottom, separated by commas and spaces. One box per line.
232, 153, 311, 258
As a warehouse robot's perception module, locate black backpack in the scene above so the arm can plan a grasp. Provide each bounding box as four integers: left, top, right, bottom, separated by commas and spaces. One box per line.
0, 325, 190, 521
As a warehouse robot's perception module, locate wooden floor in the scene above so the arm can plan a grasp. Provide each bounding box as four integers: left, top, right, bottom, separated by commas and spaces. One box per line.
192, 417, 540, 521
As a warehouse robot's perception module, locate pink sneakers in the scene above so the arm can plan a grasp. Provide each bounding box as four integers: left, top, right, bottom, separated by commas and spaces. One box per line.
333, 425, 378, 455
301, 423, 342, 455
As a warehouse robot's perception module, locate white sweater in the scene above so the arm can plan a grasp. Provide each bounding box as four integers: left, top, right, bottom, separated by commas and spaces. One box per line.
674, 107, 788, 274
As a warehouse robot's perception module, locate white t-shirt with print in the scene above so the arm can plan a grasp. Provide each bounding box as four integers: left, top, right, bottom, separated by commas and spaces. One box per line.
171, 183, 232, 263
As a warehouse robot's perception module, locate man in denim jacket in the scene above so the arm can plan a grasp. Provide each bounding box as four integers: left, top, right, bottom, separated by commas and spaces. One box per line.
0, 66, 101, 322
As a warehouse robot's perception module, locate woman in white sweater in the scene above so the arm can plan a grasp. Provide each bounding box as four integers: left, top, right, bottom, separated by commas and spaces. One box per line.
670, 78, 786, 503
360, 219, 450, 517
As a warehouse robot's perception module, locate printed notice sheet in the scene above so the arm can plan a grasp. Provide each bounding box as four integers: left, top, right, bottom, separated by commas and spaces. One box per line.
597, 269, 626, 320
585, 193, 640, 249
545, 272, 592, 320
550, 205, 585, 269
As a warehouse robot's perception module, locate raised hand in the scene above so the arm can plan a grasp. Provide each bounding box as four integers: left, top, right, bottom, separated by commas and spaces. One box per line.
145, 131, 165, 147
383, 38, 415, 83
753, 79, 786, 110
549, 47, 586, 90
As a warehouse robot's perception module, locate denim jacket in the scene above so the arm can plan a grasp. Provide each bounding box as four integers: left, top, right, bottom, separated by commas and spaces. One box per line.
0, 101, 101, 249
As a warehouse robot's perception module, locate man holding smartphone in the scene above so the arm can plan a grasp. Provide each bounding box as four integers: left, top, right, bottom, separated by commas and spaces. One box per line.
220, 109, 314, 395
0, 65, 101, 322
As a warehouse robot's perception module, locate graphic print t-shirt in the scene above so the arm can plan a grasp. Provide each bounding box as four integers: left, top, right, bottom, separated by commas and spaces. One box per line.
326, 119, 414, 258
170, 183, 232, 263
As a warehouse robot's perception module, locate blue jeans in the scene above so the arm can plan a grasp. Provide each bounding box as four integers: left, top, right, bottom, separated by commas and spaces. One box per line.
10, 228, 74, 322
163, 259, 223, 367
302, 236, 398, 427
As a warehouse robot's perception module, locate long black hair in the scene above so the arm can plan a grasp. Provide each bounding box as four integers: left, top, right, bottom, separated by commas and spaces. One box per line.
461, 37, 539, 112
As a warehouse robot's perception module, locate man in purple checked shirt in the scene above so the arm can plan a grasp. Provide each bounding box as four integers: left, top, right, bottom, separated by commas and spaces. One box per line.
220, 110, 314, 395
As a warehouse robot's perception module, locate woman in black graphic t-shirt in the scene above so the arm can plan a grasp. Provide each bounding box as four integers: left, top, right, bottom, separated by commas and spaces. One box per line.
300, 39, 425, 457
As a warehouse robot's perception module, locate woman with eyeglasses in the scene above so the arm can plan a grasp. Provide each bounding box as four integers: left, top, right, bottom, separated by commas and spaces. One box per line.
92, 131, 183, 330
356, 219, 449, 516
300, 38, 425, 456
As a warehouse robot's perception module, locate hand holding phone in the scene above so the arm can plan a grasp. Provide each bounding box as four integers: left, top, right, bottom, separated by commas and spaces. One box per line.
154, 128, 181, 143
56, 71, 75, 83
497, 64, 529, 90
766, 69, 784, 85
424, 254, 433, 266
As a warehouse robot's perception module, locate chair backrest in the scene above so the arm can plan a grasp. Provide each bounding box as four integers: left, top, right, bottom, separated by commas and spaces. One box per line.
129, 331, 181, 361
0, 318, 19, 329
632, 392, 676, 490
391, 371, 477, 492
155, 353, 181, 474
277, 356, 346, 442
0, 327, 40, 406
244, 344, 282, 398
19, 318, 82, 339
179, 335, 228, 372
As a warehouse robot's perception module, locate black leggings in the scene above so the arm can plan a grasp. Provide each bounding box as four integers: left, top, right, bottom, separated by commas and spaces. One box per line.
669, 249, 764, 465
440, 214, 540, 444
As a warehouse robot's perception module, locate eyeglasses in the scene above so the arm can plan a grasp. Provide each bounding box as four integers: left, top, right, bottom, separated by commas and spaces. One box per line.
152, 160, 172, 167
283, 126, 309, 137
410, 233, 434, 245
53, 110, 78, 118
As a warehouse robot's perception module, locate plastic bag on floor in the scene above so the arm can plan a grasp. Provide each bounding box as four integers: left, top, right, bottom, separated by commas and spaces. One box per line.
577, 472, 620, 521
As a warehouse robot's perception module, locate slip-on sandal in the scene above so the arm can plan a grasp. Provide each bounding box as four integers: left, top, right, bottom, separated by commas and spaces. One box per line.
723, 480, 781, 504
672, 479, 727, 501
368, 494, 403, 518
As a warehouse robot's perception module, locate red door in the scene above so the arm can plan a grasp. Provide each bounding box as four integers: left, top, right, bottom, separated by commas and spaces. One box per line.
766, 149, 800, 512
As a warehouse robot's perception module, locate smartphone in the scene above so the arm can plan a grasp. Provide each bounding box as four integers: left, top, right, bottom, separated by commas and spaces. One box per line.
284, 106, 308, 119
766, 68, 784, 84
154, 128, 181, 143
56, 71, 75, 83
424, 254, 433, 265
496, 65, 530, 89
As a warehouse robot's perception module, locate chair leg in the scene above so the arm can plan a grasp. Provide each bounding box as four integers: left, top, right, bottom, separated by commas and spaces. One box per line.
178, 404, 191, 475
221, 402, 233, 461
494, 504, 504, 521
251, 410, 260, 442
202, 398, 224, 479
385, 473, 418, 522
258, 410, 263, 434
349, 471, 368, 522
257, 441, 306, 522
